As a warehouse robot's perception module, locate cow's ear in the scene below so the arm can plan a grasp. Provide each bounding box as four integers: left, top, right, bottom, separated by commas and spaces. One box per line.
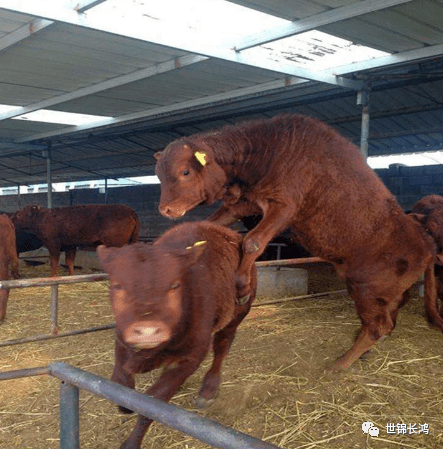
182, 240, 206, 264
193, 143, 215, 167
194, 151, 208, 167
153, 151, 163, 161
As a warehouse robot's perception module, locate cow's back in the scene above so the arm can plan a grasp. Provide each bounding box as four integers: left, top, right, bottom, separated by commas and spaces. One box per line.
201, 115, 413, 263
48, 204, 139, 246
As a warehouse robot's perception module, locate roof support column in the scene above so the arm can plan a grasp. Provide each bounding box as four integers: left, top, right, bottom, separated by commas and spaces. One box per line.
357, 83, 371, 160
43, 143, 53, 209
104, 177, 108, 204
16, 184, 20, 209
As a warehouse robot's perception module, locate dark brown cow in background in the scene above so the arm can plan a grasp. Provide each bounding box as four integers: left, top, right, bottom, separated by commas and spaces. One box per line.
410, 194, 443, 316
0, 211, 44, 255
155, 113, 443, 371
0, 214, 19, 321
97, 221, 256, 449
11, 204, 139, 276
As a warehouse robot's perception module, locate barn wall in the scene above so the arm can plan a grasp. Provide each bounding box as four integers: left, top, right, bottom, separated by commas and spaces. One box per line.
0, 184, 219, 239
0, 163, 442, 238
377, 164, 443, 211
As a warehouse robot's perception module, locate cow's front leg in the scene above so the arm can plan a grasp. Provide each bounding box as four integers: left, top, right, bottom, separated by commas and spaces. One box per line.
237, 201, 294, 298
120, 354, 206, 449
112, 338, 136, 414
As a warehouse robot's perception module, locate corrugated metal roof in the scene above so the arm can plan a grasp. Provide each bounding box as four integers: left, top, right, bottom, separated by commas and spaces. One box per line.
0, 0, 442, 187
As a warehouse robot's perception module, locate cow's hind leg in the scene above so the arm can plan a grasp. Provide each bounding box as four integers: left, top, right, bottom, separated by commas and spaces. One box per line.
196, 304, 252, 408
331, 286, 401, 372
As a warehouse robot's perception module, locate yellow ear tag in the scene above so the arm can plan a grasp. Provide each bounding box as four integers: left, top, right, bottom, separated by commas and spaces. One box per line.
194, 151, 207, 166
186, 240, 207, 250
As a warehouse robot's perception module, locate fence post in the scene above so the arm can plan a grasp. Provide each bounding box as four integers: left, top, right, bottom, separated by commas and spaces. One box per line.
60, 381, 80, 449
50, 284, 58, 335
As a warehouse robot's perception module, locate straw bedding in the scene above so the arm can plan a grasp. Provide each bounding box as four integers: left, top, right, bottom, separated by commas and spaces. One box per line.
0, 262, 442, 449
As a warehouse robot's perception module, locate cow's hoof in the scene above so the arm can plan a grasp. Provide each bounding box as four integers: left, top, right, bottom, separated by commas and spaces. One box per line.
195, 395, 215, 409
244, 239, 260, 254
326, 356, 348, 373
118, 405, 134, 414
237, 293, 250, 305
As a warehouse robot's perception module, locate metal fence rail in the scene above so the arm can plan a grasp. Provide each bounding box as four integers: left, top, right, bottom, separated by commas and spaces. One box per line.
0, 258, 329, 348
0, 273, 113, 347
0, 363, 282, 449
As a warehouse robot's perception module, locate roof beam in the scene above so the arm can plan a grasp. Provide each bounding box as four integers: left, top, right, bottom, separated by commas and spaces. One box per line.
0, 0, 107, 53
16, 77, 312, 142
74, 0, 108, 13
235, 0, 414, 51
0, 141, 46, 151
15, 39, 443, 143
0, 0, 359, 89
0, 18, 53, 52
326, 43, 443, 74
0, 54, 208, 121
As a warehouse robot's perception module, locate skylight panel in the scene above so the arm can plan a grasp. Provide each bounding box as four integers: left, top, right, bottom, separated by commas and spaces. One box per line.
88, 0, 390, 70
13, 110, 112, 125
0, 104, 20, 114
87, 0, 286, 46
244, 30, 390, 71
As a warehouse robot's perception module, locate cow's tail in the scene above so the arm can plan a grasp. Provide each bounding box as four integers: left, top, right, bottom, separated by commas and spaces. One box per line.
422, 262, 443, 331
129, 215, 140, 243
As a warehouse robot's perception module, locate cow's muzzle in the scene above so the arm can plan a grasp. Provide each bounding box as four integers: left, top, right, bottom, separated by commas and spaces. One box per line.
123, 321, 171, 349
159, 205, 187, 219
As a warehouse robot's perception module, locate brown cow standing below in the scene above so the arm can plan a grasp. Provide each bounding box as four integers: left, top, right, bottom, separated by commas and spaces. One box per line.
155, 113, 443, 371
410, 194, 443, 316
97, 221, 256, 449
11, 204, 139, 276
0, 214, 20, 321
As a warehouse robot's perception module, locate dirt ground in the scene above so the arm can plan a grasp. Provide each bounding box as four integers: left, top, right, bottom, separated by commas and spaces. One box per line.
0, 260, 443, 449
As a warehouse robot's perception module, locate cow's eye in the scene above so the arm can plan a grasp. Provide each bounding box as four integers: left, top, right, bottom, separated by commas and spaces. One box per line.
182, 170, 190, 176
170, 282, 180, 290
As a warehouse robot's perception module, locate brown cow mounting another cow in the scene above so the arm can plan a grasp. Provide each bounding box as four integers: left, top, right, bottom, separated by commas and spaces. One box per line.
155, 113, 443, 371
97, 221, 256, 449
11, 204, 139, 277
0, 214, 20, 321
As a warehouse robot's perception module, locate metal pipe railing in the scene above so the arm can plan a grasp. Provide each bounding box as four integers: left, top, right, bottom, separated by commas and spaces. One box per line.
0, 273, 112, 347
0, 363, 282, 449
50, 362, 282, 449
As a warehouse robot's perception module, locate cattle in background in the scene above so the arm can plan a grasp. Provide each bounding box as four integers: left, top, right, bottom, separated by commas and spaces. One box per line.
11, 204, 139, 276
0, 214, 20, 321
410, 194, 443, 316
155, 113, 443, 371
0, 211, 43, 255
97, 221, 256, 449
14, 230, 43, 254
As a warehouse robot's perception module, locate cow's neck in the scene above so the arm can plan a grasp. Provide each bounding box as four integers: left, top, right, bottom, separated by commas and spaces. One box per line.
200, 132, 258, 184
